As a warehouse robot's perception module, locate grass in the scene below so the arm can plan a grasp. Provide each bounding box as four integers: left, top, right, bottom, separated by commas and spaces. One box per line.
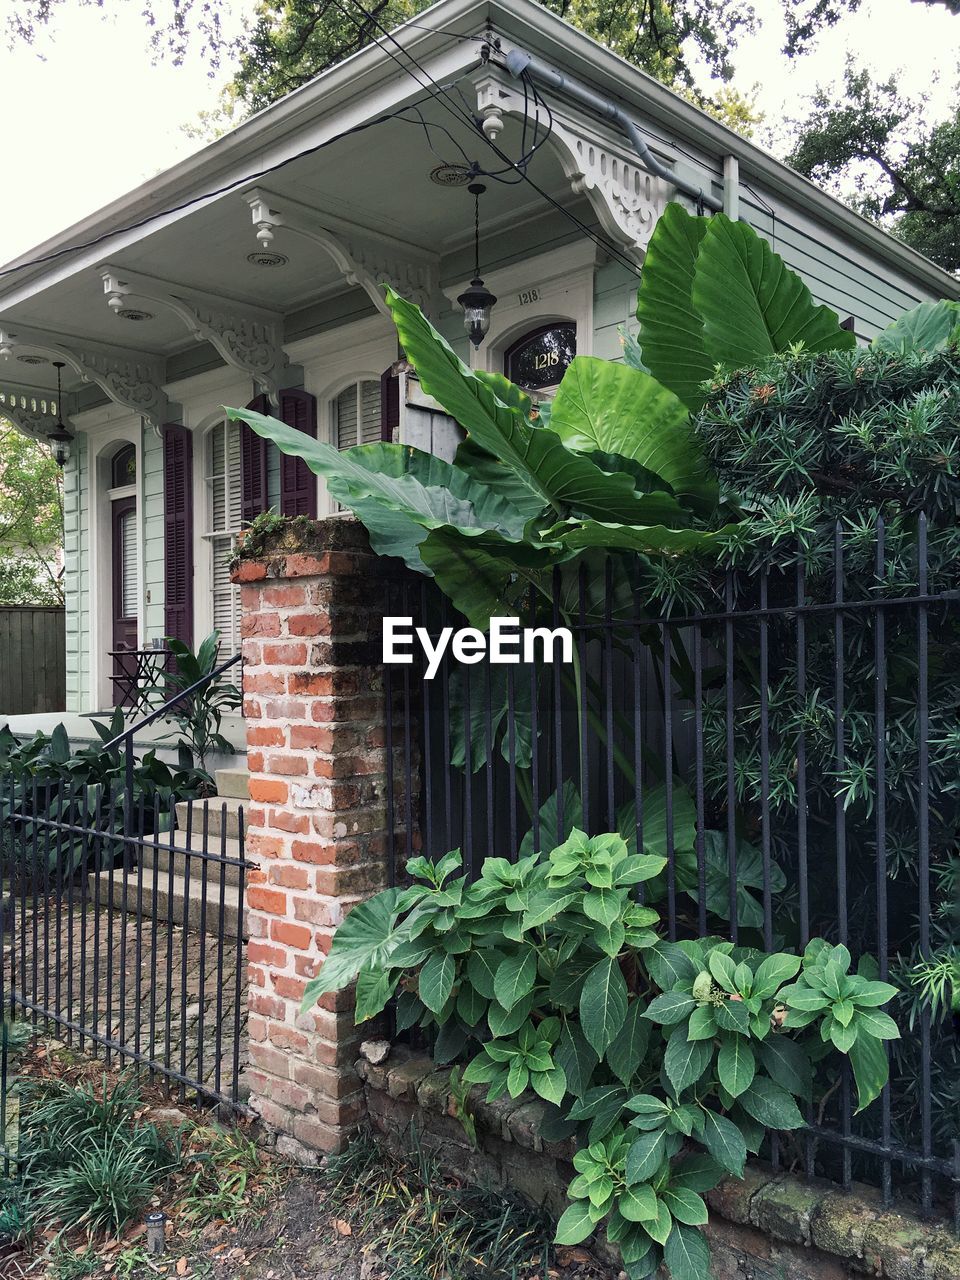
178, 1123, 282, 1227
18, 1074, 180, 1236
320, 1128, 553, 1280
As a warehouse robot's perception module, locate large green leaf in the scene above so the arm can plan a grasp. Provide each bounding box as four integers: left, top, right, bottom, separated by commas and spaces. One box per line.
580, 956, 628, 1056
302, 888, 414, 1007
635, 203, 713, 411
848, 1031, 889, 1113
449, 664, 534, 773
453, 437, 547, 524
224, 410, 526, 575
692, 214, 856, 370
418, 525, 560, 629
699, 1109, 746, 1177
544, 519, 740, 557
664, 1222, 711, 1280
519, 782, 584, 857
549, 356, 718, 516
872, 300, 960, 353
386, 289, 713, 526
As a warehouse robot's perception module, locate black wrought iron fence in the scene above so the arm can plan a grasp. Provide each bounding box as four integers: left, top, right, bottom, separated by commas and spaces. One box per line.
384, 517, 960, 1224
0, 782, 249, 1128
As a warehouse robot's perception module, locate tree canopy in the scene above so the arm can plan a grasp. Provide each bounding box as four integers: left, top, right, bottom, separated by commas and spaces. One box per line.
0, 423, 63, 606
787, 64, 960, 274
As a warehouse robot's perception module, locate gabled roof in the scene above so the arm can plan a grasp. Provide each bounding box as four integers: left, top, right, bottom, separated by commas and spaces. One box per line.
1, 0, 956, 316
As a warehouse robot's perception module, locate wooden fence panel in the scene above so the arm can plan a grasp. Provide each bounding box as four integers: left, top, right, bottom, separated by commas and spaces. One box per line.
0, 607, 66, 714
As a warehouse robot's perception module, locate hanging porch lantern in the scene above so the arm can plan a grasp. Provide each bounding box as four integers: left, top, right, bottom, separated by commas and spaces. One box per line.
457, 183, 497, 348
47, 361, 73, 467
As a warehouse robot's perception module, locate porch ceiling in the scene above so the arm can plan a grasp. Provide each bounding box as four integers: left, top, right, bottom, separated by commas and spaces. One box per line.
0, 93, 569, 396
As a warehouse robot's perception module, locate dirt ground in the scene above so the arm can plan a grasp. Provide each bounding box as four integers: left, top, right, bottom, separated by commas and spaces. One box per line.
0, 1041, 617, 1280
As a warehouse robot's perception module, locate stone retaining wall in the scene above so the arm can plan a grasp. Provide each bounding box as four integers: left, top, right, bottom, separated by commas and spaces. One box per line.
358, 1045, 960, 1280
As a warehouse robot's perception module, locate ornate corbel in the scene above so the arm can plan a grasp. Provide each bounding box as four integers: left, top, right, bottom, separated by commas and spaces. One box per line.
98, 266, 289, 405
474, 70, 669, 259
0, 325, 168, 434
0, 377, 75, 442
243, 188, 439, 318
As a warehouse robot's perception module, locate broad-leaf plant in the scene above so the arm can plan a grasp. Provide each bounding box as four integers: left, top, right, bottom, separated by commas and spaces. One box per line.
303, 834, 899, 1280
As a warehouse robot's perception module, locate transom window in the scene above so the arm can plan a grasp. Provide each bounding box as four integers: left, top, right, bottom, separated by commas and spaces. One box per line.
504, 323, 577, 394
203, 420, 242, 671
111, 443, 137, 489
334, 380, 381, 450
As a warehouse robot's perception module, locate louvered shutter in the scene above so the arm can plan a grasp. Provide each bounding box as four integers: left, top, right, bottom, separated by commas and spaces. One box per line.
278, 387, 318, 518
162, 423, 193, 646
381, 366, 400, 442
240, 392, 269, 524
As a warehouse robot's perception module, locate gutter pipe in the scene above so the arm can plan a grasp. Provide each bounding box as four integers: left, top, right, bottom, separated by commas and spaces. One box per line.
503, 47, 725, 214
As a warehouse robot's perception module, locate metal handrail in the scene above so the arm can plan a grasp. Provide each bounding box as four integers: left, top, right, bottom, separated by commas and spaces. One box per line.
101, 650, 242, 754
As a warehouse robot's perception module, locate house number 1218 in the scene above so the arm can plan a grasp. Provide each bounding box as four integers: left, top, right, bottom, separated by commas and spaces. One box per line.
517, 288, 541, 305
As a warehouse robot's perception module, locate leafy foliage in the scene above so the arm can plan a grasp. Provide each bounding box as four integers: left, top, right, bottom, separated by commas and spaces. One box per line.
0, 422, 63, 606
635, 205, 855, 411
16, 1075, 178, 1237
693, 340, 960, 1147
151, 630, 242, 772
787, 63, 960, 274
0, 631, 235, 879
228, 289, 733, 631
308, 836, 897, 1278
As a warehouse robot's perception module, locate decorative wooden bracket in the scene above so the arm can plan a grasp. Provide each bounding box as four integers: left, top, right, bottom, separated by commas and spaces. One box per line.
244, 188, 439, 318
473, 69, 670, 259
98, 266, 289, 406
0, 325, 168, 434
0, 376, 76, 442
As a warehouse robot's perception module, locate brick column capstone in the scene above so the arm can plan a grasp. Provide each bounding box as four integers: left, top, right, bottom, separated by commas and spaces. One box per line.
231, 518, 408, 1156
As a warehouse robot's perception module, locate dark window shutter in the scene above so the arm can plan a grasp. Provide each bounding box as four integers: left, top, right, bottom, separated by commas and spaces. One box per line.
381, 365, 401, 443
162, 423, 194, 647
241, 392, 269, 524
278, 388, 318, 518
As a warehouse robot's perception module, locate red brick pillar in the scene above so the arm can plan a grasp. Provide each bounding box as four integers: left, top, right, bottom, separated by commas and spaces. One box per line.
231, 519, 406, 1156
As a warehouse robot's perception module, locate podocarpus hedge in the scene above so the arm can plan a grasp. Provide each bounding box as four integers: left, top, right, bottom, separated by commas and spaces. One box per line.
305, 831, 898, 1280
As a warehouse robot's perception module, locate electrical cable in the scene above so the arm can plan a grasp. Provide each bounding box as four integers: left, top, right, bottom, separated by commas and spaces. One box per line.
328, 0, 644, 279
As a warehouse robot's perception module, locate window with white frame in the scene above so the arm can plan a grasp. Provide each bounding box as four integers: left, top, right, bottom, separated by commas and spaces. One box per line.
204, 420, 243, 672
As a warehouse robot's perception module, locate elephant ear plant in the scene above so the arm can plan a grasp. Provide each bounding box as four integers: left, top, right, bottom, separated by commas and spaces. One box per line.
303, 834, 899, 1280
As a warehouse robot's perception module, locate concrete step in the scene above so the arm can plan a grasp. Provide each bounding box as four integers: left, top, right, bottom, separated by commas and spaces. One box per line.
89, 869, 246, 938
175, 796, 245, 841
141, 840, 244, 889
214, 768, 250, 800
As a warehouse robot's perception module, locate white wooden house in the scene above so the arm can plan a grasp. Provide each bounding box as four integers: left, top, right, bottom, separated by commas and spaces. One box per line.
0, 0, 957, 745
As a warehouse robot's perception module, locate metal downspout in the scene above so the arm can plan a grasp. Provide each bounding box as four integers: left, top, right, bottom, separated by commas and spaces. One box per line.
504, 48, 725, 214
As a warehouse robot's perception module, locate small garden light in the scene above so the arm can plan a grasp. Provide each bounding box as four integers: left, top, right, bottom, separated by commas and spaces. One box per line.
457, 183, 497, 349
145, 1210, 166, 1255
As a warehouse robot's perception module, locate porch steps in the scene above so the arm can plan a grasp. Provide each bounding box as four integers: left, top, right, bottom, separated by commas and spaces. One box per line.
87, 867, 245, 938
214, 768, 250, 800
174, 796, 245, 842
88, 774, 251, 936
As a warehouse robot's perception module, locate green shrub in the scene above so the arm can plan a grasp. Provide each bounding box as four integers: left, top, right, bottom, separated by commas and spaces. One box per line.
17, 1075, 178, 1237
306, 834, 897, 1280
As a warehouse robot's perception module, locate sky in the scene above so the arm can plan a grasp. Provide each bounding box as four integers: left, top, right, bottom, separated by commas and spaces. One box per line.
1, 0, 958, 263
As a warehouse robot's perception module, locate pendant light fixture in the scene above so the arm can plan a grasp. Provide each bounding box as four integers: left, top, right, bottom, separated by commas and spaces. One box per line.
457, 183, 497, 349
47, 361, 73, 468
